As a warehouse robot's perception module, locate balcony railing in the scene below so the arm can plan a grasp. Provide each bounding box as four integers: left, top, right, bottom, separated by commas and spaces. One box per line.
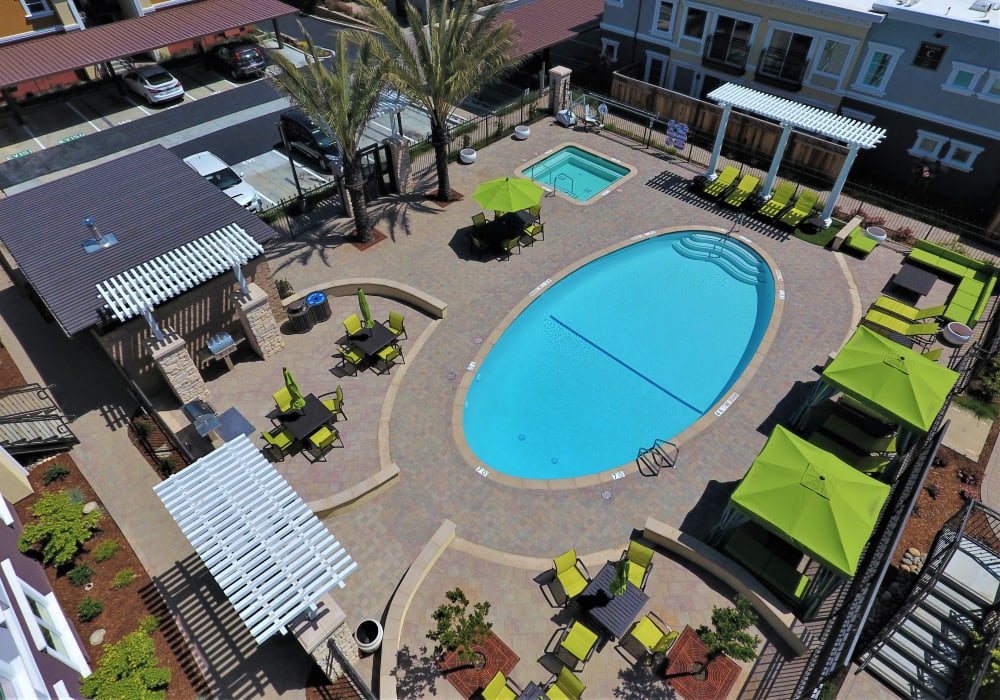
755, 47, 808, 91
702, 35, 749, 75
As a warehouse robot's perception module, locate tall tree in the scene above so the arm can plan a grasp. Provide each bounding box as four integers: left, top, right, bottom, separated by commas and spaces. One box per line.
360, 0, 521, 201
268, 29, 389, 242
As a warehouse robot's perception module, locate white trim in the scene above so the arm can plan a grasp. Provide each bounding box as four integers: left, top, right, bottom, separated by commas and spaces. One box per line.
979, 70, 1000, 104
808, 36, 858, 91
844, 92, 1000, 140
680, 5, 708, 42
600, 39, 620, 64
851, 42, 905, 96
0, 498, 12, 528
645, 51, 670, 87
942, 138, 984, 173
942, 61, 987, 95
840, 107, 875, 123
18, 0, 53, 19
53, 680, 74, 699
651, 0, 677, 37
0, 570, 46, 698
908, 129, 948, 159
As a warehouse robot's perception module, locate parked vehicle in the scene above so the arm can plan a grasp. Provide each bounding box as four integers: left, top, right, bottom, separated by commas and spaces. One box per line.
279, 109, 344, 175
122, 65, 184, 105
209, 42, 267, 80
183, 151, 263, 213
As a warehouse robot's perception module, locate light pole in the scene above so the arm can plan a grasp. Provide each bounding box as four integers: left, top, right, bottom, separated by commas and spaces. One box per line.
276, 119, 306, 213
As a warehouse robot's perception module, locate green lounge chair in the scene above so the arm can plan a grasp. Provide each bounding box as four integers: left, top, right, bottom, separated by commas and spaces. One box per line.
923, 347, 943, 362
702, 166, 739, 198
619, 611, 678, 664
757, 182, 795, 218
873, 295, 946, 322
778, 189, 819, 228
553, 549, 590, 602
481, 671, 518, 700
723, 174, 760, 208
545, 667, 585, 700
842, 227, 878, 258
623, 540, 654, 589
822, 414, 896, 454
387, 311, 407, 339
808, 432, 894, 474
862, 308, 939, 340
557, 621, 599, 669
321, 385, 346, 421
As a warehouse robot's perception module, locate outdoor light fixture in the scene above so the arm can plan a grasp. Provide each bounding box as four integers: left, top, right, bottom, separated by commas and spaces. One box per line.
81, 215, 118, 253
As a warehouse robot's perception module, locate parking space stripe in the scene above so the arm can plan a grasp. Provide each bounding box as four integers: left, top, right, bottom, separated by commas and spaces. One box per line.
65, 101, 101, 132
21, 124, 45, 151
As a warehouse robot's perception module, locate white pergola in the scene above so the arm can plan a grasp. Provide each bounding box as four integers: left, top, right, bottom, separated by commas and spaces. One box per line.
705, 83, 887, 226
153, 435, 356, 644
96, 223, 263, 339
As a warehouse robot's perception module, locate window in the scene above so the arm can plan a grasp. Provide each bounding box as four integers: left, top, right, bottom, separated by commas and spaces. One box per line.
705, 16, 754, 71
913, 42, 946, 69
758, 29, 812, 86
18, 0, 51, 17
980, 71, 1000, 103
907, 131, 983, 172
600, 39, 619, 64
816, 39, 850, 77
909, 130, 948, 159
943, 62, 986, 94
654, 1, 675, 34
853, 43, 904, 95
682, 8, 707, 40
942, 139, 983, 172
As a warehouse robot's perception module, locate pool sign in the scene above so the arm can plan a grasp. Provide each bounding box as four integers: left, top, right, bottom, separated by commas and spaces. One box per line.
666, 120, 689, 150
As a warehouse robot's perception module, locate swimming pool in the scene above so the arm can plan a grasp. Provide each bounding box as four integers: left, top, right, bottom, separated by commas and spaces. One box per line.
461, 230, 777, 481
518, 145, 635, 202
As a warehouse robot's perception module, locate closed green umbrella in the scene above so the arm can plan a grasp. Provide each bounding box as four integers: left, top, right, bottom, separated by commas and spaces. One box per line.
610, 557, 629, 597
357, 288, 374, 329
472, 177, 544, 213
283, 367, 306, 410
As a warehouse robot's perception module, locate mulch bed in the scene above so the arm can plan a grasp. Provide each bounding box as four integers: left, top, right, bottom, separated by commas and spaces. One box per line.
126, 409, 190, 480
426, 189, 464, 208
437, 632, 519, 699
351, 228, 388, 251
664, 626, 740, 700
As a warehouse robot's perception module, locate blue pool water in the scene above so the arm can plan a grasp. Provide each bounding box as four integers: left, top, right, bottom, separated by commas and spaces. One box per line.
523, 146, 629, 201
462, 231, 775, 480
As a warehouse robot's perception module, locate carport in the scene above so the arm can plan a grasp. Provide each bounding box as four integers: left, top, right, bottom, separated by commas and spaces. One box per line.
0, 0, 297, 122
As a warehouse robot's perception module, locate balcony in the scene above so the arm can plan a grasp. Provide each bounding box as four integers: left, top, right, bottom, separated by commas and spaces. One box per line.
702, 35, 749, 75
755, 47, 808, 91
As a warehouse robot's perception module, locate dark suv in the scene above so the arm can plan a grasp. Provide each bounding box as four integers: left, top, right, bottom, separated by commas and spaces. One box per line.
209, 42, 266, 79
279, 109, 344, 175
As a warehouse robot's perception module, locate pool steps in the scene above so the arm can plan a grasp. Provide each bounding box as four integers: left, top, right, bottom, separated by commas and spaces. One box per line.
672, 233, 768, 285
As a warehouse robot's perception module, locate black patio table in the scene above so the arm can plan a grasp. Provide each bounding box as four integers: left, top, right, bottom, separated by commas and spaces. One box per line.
348, 321, 397, 358
893, 263, 938, 297
277, 393, 333, 442
577, 561, 650, 640
475, 209, 534, 248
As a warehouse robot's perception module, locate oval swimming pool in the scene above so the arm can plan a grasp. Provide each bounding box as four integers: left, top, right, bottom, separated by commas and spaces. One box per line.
461, 231, 777, 480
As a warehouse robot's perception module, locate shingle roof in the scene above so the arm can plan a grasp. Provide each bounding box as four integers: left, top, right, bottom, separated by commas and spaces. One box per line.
500, 0, 604, 56
0, 145, 276, 336
0, 0, 297, 87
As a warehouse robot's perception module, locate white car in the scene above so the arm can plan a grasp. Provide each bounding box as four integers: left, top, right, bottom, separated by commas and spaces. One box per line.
183, 151, 263, 213
122, 65, 185, 105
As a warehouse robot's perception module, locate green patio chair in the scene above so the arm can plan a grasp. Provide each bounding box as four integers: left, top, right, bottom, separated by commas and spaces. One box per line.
757, 181, 795, 218
723, 174, 760, 209
873, 295, 946, 322
701, 166, 739, 198
307, 425, 342, 462
272, 387, 293, 413
553, 549, 590, 602
522, 222, 544, 246
544, 667, 585, 700
470, 234, 491, 260
500, 236, 521, 260
471, 211, 487, 228
343, 313, 363, 337
618, 611, 678, 664
338, 344, 365, 375
321, 385, 346, 421
528, 203, 542, 223
373, 343, 403, 375
557, 621, 599, 670
387, 311, 407, 339
778, 189, 819, 228
862, 308, 939, 341
624, 540, 654, 590
480, 671, 518, 700
261, 427, 294, 462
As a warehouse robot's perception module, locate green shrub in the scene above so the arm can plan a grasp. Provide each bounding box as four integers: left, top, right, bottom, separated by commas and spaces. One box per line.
132, 420, 154, 439
93, 539, 119, 563
80, 617, 171, 699
112, 568, 136, 590
17, 491, 102, 567
65, 487, 86, 505
276, 279, 294, 299
158, 457, 176, 477
42, 465, 70, 485
68, 565, 94, 586
78, 597, 104, 622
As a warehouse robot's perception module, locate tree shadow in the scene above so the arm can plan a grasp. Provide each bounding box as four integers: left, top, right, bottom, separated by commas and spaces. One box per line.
392, 643, 440, 699
613, 658, 678, 699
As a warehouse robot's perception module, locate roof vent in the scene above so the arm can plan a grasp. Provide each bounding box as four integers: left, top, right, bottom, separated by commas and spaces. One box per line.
81, 216, 118, 254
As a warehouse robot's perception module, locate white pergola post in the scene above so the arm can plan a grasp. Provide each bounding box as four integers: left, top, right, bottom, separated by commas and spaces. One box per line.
760, 122, 793, 199
817, 143, 860, 227
705, 103, 732, 179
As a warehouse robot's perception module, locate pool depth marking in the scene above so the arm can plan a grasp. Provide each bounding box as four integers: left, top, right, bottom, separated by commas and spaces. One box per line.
549, 314, 705, 415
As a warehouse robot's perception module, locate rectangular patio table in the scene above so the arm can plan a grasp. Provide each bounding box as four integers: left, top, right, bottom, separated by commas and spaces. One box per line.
348, 321, 397, 358
476, 209, 534, 248
578, 561, 650, 640
277, 394, 333, 442
893, 263, 937, 297
516, 681, 547, 699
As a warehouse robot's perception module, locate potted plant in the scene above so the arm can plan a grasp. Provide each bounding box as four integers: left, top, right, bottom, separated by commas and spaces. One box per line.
459, 134, 477, 164
691, 594, 761, 679
427, 587, 492, 669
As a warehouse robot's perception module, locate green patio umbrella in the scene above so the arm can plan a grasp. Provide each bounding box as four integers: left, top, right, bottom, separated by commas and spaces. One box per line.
357, 288, 374, 329
609, 557, 629, 597
282, 367, 306, 410
472, 177, 544, 213
730, 425, 890, 578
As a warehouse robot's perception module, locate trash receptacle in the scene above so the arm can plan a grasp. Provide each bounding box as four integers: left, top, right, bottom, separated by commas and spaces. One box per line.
287, 302, 314, 334
306, 291, 331, 323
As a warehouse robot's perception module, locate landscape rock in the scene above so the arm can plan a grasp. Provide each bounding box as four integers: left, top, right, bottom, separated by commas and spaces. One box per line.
89, 629, 105, 645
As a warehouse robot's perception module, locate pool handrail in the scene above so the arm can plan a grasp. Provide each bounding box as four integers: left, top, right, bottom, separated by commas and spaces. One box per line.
553, 173, 575, 198
636, 438, 679, 476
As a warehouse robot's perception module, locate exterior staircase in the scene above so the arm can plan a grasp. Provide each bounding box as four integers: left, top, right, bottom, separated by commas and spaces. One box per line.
0, 385, 77, 454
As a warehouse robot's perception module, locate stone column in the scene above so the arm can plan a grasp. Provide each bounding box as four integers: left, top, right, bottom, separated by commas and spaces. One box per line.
148, 330, 207, 404
384, 135, 412, 194
548, 66, 572, 114
236, 283, 285, 360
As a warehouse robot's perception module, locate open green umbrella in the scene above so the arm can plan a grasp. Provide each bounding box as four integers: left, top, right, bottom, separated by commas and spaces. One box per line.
472, 177, 544, 213
357, 288, 374, 329
609, 557, 629, 597
283, 367, 306, 410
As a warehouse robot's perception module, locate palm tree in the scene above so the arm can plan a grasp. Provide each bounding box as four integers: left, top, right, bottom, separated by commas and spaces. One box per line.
268, 28, 388, 242
360, 0, 521, 202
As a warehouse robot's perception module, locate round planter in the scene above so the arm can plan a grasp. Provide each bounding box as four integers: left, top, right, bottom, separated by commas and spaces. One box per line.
942, 321, 973, 345
865, 226, 887, 243
459, 148, 477, 164
514, 125, 531, 140
355, 619, 383, 654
